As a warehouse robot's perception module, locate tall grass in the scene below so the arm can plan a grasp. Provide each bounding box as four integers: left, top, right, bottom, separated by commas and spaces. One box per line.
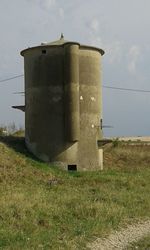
0, 136, 150, 249
104, 143, 150, 169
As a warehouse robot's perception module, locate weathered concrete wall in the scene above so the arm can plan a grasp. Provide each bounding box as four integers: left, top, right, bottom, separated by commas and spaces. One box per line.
24, 47, 65, 162
78, 49, 103, 170
22, 41, 104, 171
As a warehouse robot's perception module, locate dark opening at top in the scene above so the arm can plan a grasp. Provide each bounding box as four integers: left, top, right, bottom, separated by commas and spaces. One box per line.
42, 50, 46, 54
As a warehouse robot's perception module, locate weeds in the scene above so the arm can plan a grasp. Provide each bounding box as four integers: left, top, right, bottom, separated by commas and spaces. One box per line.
112, 137, 120, 147
0, 124, 24, 136
0, 135, 150, 249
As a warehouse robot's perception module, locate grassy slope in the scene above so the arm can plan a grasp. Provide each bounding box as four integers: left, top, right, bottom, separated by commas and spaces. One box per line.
0, 136, 150, 249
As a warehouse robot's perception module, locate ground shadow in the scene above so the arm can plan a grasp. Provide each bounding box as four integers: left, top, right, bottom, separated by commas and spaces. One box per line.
0, 135, 42, 162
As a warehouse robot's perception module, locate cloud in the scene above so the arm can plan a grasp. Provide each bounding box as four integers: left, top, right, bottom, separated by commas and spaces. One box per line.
128, 45, 141, 74
58, 7, 64, 19
41, 0, 56, 9
87, 18, 123, 66
106, 41, 123, 64
27, 0, 56, 10
86, 18, 103, 47
90, 18, 99, 33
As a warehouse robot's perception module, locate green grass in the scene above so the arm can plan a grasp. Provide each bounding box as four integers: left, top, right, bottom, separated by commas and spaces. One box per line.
0, 136, 150, 249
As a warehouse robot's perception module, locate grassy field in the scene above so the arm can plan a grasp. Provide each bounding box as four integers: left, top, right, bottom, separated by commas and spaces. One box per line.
0, 135, 150, 249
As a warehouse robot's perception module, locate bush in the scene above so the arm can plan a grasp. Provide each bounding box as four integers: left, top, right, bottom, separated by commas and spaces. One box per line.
0, 126, 7, 136
112, 138, 119, 147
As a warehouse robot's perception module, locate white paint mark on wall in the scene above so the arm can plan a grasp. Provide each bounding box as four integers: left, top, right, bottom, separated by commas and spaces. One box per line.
91, 96, 96, 101
80, 96, 83, 100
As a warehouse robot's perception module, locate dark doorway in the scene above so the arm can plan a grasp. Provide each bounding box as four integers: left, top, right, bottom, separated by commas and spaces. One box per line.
68, 165, 77, 171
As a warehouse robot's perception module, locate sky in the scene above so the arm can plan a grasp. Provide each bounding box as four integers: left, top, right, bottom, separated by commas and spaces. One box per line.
0, 0, 150, 136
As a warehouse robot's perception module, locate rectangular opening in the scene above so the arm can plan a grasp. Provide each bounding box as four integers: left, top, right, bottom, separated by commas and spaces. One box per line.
68, 165, 77, 171
42, 49, 46, 54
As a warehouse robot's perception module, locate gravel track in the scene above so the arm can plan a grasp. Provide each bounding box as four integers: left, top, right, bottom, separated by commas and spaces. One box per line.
87, 220, 150, 250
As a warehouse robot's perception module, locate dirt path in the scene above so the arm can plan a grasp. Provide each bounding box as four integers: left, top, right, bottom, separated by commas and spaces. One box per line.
87, 220, 150, 250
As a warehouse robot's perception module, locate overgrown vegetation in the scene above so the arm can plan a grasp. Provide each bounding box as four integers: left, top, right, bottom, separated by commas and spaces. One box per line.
104, 142, 150, 169
0, 123, 24, 136
0, 134, 150, 249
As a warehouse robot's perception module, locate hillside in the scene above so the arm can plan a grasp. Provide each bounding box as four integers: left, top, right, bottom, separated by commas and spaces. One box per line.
0, 135, 150, 249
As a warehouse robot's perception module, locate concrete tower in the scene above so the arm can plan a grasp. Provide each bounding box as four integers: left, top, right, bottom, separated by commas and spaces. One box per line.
19, 35, 105, 171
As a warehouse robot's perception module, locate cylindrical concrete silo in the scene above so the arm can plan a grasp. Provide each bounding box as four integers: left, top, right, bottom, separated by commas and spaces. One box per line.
21, 35, 104, 171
